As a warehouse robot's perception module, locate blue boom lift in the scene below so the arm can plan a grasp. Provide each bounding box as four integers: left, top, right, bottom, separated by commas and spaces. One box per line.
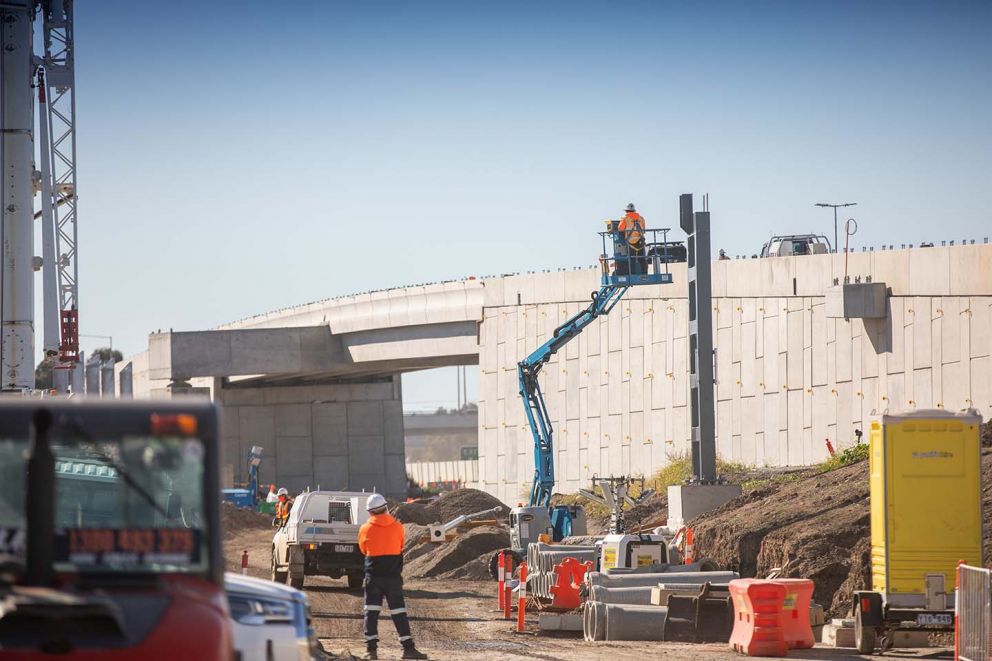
506, 218, 675, 558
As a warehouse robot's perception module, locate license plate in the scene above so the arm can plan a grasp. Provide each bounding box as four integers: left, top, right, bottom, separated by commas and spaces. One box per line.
334, 544, 354, 553
916, 613, 952, 626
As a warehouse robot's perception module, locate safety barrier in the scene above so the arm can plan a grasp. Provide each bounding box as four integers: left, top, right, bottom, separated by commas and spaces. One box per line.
502, 552, 514, 620
956, 563, 992, 661
773, 578, 815, 649
548, 557, 593, 610
526, 542, 598, 600
728, 579, 789, 657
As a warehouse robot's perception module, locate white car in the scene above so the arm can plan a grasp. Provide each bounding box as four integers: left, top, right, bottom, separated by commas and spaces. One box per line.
225, 572, 320, 661
272, 491, 372, 590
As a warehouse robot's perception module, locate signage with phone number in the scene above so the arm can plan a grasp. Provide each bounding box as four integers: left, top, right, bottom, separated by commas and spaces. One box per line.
54, 528, 201, 567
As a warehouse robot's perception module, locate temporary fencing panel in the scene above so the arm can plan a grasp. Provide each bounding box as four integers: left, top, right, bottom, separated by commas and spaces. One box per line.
957, 563, 992, 661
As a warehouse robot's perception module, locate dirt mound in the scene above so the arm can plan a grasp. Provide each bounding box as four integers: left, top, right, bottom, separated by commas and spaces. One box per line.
439, 556, 492, 580
404, 526, 510, 579
690, 452, 992, 617
392, 501, 435, 525
222, 502, 274, 541
983, 421, 992, 447
393, 488, 509, 525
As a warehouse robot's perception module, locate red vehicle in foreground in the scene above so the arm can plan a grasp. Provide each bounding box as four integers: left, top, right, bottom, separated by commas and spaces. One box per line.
0, 400, 231, 660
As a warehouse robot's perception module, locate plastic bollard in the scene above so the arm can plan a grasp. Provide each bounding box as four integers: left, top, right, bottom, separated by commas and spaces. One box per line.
241, 549, 248, 576
684, 528, 695, 564
498, 551, 506, 611
503, 555, 513, 620
517, 562, 528, 632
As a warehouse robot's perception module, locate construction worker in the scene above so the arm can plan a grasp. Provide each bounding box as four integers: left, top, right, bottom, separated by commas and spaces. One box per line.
265, 484, 279, 504
358, 493, 428, 660
274, 487, 292, 527
719, 249, 730, 260
617, 203, 647, 273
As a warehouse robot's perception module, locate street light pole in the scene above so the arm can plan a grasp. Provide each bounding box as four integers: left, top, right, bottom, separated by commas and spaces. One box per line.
815, 202, 857, 253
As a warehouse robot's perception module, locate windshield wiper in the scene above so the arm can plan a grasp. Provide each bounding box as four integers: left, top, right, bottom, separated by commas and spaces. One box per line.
61, 420, 172, 521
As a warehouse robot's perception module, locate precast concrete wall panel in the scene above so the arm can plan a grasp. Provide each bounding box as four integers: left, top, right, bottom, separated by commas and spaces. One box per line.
473, 246, 992, 502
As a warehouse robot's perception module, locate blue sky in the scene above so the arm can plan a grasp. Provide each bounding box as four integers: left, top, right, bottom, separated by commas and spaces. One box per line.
47, 0, 991, 407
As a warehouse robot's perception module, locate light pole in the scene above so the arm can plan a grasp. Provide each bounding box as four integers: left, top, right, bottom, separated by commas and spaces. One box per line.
815, 202, 857, 253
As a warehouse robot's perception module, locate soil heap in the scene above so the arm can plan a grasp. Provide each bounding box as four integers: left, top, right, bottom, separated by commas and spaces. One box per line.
690, 451, 992, 617
403, 525, 510, 580
222, 502, 274, 541
392, 488, 509, 525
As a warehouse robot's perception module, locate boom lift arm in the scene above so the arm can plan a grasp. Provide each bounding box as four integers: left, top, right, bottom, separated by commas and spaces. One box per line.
518, 285, 628, 508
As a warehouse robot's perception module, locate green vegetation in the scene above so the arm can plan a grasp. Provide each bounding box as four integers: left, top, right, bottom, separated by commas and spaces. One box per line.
816, 442, 870, 473
740, 472, 804, 493
648, 451, 751, 490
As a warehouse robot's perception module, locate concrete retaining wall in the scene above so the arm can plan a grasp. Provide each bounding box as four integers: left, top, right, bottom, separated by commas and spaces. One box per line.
217, 377, 407, 497
478, 245, 992, 503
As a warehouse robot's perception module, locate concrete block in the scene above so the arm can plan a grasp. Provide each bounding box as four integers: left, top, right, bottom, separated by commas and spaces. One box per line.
949, 245, 992, 296
538, 612, 583, 632
909, 246, 951, 296
667, 483, 743, 528
871, 250, 910, 296
825, 283, 888, 319
820, 621, 855, 648
891, 630, 931, 648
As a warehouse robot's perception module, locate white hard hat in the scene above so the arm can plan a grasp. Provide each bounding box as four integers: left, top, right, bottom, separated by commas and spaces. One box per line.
277, 487, 288, 496
366, 493, 387, 512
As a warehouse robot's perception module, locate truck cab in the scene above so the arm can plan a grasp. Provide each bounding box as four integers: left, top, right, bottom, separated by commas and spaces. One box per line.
0, 400, 231, 660
271, 491, 372, 590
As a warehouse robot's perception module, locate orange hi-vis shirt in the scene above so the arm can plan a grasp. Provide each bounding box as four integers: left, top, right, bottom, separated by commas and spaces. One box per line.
359, 512, 406, 576
617, 211, 646, 245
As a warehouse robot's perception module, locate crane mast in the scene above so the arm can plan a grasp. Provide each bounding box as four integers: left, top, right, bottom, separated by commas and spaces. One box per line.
38, 0, 80, 391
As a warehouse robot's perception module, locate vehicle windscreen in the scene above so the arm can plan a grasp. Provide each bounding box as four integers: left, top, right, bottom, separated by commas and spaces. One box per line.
0, 434, 208, 574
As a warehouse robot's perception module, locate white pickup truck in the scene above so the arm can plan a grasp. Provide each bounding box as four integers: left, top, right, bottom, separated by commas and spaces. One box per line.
271, 491, 373, 590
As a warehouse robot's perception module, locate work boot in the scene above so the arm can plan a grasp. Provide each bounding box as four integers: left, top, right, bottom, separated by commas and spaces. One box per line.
401, 647, 428, 660
361, 647, 378, 660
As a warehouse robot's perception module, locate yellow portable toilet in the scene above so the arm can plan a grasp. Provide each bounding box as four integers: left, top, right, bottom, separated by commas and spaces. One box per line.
853, 408, 984, 654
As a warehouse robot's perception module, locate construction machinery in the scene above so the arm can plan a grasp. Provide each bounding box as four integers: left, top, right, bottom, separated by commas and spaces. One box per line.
428, 506, 502, 543
852, 409, 984, 654
505, 217, 675, 561
0, 399, 232, 659
221, 445, 264, 510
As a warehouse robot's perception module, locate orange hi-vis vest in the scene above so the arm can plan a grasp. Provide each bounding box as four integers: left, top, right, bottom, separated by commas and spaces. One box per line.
617, 212, 646, 247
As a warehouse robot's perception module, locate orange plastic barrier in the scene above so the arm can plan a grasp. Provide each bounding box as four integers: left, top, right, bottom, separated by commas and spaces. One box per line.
772, 578, 815, 649
728, 579, 788, 657
548, 557, 594, 610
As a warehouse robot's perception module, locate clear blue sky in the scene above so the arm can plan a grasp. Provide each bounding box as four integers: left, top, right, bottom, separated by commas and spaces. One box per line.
51, 0, 991, 407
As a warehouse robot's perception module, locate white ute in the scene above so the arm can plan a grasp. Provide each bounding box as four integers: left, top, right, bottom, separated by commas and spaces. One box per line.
271, 491, 373, 590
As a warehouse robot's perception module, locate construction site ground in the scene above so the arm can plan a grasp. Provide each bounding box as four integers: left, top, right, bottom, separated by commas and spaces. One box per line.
225, 520, 950, 661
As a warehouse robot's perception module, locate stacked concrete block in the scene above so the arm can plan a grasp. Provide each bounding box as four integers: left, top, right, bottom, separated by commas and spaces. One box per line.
478, 246, 992, 504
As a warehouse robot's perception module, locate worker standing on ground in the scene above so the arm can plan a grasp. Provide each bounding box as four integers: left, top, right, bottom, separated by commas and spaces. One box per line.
617, 203, 647, 273
274, 488, 292, 527
358, 493, 428, 660
265, 484, 279, 503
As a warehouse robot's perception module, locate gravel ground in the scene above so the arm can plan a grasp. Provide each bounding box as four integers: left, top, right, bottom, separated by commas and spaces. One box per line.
225, 524, 950, 661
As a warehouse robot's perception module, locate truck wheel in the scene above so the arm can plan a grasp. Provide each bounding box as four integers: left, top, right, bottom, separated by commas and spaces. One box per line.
289, 571, 304, 590
271, 549, 288, 583
854, 601, 877, 654
347, 572, 363, 590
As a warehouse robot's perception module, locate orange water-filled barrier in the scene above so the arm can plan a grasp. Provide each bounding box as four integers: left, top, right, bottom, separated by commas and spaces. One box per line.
771, 578, 815, 649
728, 579, 789, 657
548, 556, 594, 610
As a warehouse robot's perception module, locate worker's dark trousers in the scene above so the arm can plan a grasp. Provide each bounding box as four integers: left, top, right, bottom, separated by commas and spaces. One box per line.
363, 575, 414, 650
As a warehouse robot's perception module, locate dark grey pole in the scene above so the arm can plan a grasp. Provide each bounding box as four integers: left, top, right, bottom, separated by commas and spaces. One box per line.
25, 408, 56, 586
680, 194, 717, 483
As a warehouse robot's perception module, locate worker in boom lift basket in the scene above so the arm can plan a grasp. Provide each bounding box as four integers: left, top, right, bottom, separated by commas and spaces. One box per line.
358, 493, 428, 660
616, 202, 647, 274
